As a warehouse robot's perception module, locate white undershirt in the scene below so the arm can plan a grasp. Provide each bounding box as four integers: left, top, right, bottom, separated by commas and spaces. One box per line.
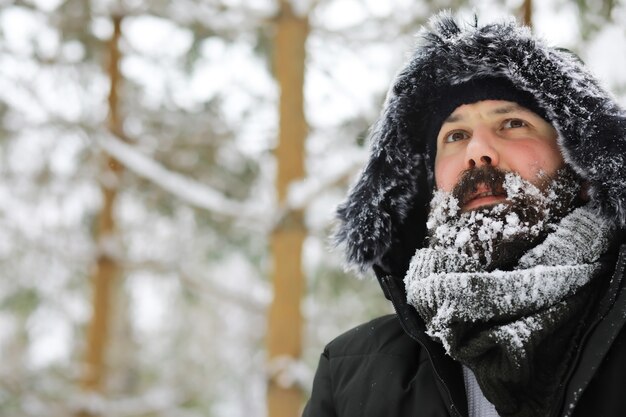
462, 366, 500, 417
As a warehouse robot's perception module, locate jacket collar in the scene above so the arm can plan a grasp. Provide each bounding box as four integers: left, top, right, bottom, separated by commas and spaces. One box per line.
376, 269, 467, 417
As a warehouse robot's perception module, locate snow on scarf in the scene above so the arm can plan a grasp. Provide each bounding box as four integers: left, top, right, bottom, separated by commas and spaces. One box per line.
404, 205, 615, 417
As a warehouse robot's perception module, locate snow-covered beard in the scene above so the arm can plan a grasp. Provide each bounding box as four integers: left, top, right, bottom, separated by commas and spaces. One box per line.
426, 166, 582, 271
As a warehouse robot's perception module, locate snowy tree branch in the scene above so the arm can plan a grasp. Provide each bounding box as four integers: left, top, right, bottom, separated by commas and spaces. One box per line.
122, 259, 270, 314
266, 355, 313, 392
274, 149, 367, 227
72, 389, 188, 417
96, 132, 267, 222
97, 130, 366, 231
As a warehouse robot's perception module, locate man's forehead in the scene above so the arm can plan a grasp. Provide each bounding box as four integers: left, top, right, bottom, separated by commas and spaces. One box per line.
443, 101, 536, 124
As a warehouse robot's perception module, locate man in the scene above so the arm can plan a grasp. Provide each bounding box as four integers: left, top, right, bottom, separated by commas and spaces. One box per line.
303, 12, 626, 417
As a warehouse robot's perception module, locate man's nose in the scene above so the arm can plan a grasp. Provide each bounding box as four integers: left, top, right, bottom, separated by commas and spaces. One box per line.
465, 127, 499, 169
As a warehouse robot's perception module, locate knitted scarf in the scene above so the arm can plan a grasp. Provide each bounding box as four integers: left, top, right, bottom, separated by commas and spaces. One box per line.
404, 206, 615, 417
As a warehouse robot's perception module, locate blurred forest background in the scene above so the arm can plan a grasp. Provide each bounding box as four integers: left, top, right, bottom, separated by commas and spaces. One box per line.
2, 0, 626, 416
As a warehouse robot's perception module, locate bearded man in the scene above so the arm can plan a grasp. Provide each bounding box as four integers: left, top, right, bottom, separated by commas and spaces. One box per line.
303, 13, 626, 417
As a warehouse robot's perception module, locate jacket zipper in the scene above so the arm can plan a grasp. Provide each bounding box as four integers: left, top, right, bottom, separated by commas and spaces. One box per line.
382, 274, 463, 417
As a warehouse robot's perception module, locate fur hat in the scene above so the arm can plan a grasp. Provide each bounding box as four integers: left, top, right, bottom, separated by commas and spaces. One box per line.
335, 12, 626, 277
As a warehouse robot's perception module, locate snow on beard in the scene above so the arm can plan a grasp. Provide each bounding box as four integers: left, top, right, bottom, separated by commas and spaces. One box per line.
426, 166, 582, 271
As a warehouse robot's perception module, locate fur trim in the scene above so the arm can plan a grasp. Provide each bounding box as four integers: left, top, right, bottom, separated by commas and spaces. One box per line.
336, 12, 626, 275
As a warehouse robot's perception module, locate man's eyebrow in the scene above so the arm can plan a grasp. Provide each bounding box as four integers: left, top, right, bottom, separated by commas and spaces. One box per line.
489, 104, 528, 115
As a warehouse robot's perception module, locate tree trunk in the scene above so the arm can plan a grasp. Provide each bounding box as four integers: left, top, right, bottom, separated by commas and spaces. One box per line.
267, 1, 309, 417
521, 0, 533, 28
77, 14, 124, 417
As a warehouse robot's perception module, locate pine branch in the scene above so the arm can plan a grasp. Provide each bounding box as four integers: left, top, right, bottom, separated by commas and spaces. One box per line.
96, 131, 268, 222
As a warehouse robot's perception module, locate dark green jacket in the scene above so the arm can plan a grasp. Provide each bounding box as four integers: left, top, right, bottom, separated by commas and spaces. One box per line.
303, 243, 626, 417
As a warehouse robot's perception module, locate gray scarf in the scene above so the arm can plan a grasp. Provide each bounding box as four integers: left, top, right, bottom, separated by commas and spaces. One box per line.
405, 205, 615, 417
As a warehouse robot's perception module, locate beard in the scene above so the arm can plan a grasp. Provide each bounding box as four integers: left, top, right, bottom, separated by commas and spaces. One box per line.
426, 166, 583, 271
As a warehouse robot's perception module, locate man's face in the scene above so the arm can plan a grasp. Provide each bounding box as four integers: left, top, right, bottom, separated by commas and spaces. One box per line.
434, 100, 564, 210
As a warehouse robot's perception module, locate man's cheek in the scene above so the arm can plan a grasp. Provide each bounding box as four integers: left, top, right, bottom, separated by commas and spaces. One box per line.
434, 161, 458, 192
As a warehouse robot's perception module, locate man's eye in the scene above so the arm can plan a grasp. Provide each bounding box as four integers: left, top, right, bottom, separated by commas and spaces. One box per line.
503, 118, 527, 129
444, 131, 469, 143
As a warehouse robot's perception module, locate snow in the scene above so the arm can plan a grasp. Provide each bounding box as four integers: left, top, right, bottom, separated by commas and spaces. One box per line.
97, 132, 268, 222
27, 306, 72, 369
287, 150, 367, 211
124, 15, 193, 59
316, 0, 369, 30
266, 354, 313, 391
455, 228, 471, 247
90, 16, 114, 40
0, 7, 46, 56
290, 0, 316, 17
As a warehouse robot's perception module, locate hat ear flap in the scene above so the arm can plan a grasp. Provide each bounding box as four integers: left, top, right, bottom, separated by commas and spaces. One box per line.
570, 110, 626, 226
335, 105, 429, 273
379, 166, 431, 277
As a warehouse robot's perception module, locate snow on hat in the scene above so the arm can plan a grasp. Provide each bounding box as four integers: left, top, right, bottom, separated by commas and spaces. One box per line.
335, 12, 626, 278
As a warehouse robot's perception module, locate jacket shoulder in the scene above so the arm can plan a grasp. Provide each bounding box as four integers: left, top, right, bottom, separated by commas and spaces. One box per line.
304, 315, 447, 417
325, 314, 423, 359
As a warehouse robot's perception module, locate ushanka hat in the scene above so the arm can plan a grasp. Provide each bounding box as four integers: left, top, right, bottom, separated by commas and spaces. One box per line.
335, 12, 626, 278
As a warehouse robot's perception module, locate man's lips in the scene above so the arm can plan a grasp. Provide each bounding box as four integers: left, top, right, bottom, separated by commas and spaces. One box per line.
462, 185, 507, 211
